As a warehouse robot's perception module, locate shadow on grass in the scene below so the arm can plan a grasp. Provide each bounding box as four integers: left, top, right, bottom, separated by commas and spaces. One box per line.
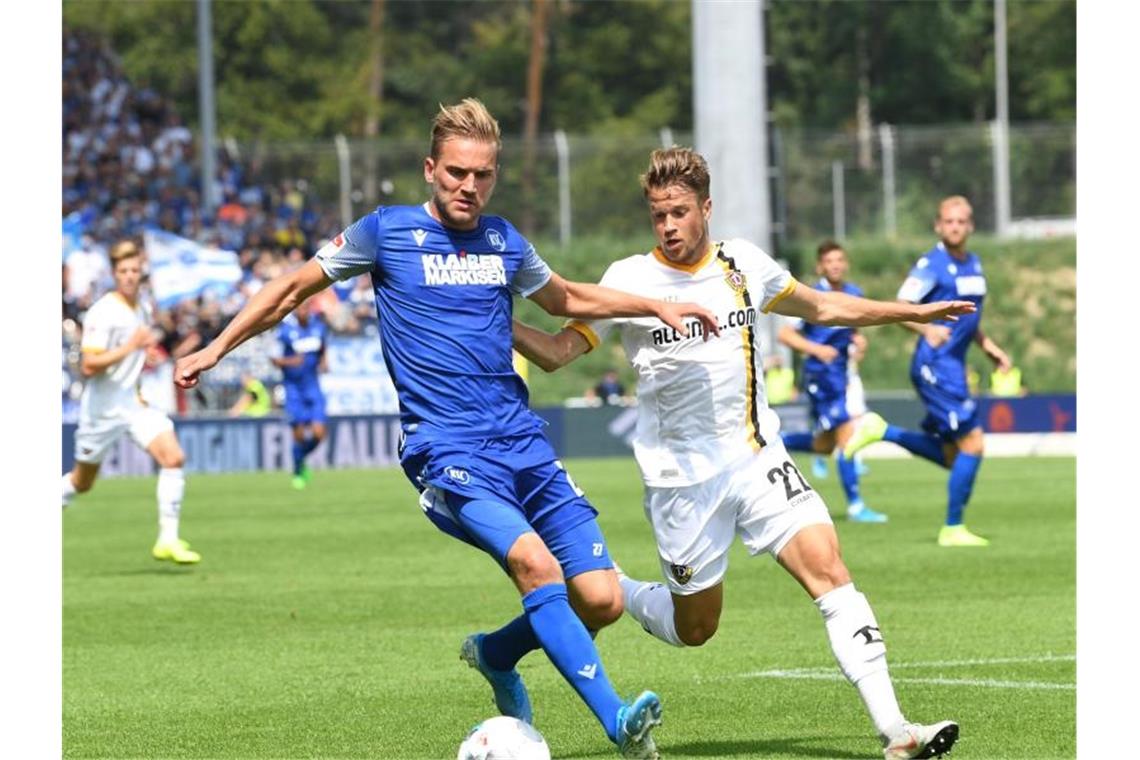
567, 735, 868, 759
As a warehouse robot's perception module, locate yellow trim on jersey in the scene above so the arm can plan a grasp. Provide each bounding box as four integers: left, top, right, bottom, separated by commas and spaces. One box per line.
81, 346, 107, 354
565, 321, 599, 351
713, 256, 764, 452
111, 291, 138, 310
762, 277, 797, 314
651, 243, 715, 274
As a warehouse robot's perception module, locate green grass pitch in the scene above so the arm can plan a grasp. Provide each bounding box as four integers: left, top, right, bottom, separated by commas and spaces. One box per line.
63, 455, 1075, 759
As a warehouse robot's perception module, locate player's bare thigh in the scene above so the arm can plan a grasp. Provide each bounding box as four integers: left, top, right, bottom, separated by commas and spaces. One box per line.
69, 461, 101, 493
776, 523, 852, 600
145, 429, 186, 469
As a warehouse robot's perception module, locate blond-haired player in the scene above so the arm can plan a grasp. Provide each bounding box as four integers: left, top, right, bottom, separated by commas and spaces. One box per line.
844, 195, 1012, 547
62, 240, 199, 564
513, 147, 969, 759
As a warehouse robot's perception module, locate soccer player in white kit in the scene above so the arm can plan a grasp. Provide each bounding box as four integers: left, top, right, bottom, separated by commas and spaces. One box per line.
512, 148, 970, 759
61, 240, 200, 564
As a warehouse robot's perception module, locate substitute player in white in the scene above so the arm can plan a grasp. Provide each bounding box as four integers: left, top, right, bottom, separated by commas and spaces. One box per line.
61, 240, 199, 564
513, 148, 970, 759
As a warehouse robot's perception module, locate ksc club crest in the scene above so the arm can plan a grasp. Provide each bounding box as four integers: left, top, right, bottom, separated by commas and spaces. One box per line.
485, 228, 506, 252
669, 563, 695, 585
724, 270, 747, 294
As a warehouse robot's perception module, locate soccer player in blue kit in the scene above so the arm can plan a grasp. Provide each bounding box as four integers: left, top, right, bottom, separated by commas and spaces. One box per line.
845, 196, 1012, 547
174, 98, 721, 758
271, 296, 329, 489
778, 240, 889, 523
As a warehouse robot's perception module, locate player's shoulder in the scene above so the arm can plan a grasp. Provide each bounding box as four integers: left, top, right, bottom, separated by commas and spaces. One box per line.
844, 281, 864, 297
912, 244, 945, 271
85, 291, 128, 320
719, 237, 781, 269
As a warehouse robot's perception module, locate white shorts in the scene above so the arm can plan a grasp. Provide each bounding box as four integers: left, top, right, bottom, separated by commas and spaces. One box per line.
74, 405, 174, 465
644, 441, 832, 595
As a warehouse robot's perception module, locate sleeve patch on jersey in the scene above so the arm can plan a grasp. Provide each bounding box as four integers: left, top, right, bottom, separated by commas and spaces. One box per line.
566, 321, 599, 351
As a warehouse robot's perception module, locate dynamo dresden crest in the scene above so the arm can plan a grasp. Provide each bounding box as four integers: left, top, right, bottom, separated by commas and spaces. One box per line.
724, 270, 747, 293
669, 563, 695, 585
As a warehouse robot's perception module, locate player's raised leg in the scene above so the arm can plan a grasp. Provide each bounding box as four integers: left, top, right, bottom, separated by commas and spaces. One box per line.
777, 523, 958, 758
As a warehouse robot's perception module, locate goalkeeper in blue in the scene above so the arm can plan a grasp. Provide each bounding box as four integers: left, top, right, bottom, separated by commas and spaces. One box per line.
845, 196, 1012, 547
174, 98, 721, 759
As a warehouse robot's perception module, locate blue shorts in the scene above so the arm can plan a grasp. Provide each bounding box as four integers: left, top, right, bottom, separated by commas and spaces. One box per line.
804, 379, 851, 432
284, 384, 327, 426
911, 363, 980, 441
401, 431, 612, 579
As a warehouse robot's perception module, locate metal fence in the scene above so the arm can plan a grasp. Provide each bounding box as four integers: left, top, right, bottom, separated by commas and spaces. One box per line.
231, 121, 1074, 247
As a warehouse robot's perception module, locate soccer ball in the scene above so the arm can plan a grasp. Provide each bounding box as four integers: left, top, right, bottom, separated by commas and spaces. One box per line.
456, 716, 551, 760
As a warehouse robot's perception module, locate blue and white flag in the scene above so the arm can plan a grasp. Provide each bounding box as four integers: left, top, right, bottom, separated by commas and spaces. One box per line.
143, 229, 242, 308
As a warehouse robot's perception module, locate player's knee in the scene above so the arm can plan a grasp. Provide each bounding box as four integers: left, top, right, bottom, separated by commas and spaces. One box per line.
159, 450, 186, 469
507, 546, 562, 589
676, 614, 719, 646
577, 589, 623, 630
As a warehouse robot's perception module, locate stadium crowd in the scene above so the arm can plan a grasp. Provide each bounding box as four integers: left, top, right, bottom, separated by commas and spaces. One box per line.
61, 28, 375, 420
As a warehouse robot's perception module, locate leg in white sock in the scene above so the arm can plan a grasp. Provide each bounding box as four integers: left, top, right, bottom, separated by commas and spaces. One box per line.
62, 472, 77, 508
816, 582, 905, 740
618, 574, 685, 647
156, 468, 185, 544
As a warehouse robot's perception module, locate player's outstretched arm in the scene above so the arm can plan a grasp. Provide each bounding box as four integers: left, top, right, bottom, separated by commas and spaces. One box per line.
528, 273, 720, 339
512, 320, 592, 372
772, 279, 975, 327
175, 260, 333, 389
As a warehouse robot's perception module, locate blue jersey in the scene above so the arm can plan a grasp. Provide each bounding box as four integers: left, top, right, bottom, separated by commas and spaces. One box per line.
275, 313, 328, 390
799, 278, 863, 398
897, 243, 986, 398
313, 203, 552, 447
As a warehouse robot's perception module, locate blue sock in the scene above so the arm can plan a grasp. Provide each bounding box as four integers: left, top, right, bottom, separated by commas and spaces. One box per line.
836, 453, 860, 505
883, 425, 946, 467
291, 441, 306, 475
946, 453, 982, 526
523, 583, 624, 742
781, 431, 815, 452
481, 614, 540, 672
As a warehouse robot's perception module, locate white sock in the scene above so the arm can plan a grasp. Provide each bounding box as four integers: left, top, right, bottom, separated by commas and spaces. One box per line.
62, 473, 77, 508
816, 583, 904, 739
156, 468, 185, 544
619, 574, 684, 647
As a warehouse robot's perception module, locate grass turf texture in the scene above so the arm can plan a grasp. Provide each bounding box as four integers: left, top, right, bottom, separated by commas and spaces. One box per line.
64, 456, 1074, 759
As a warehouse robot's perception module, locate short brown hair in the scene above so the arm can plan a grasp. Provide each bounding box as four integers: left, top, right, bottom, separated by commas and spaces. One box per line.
430, 98, 501, 159
640, 147, 711, 201
109, 239, 141, 266
816, 239, 845, 259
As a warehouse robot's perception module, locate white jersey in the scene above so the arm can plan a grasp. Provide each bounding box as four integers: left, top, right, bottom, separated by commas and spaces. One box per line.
571, 238, 795, 487
79, 291, 151, 422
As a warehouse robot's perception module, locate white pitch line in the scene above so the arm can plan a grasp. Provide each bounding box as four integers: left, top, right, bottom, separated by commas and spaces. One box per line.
719, 654, 1076, 691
